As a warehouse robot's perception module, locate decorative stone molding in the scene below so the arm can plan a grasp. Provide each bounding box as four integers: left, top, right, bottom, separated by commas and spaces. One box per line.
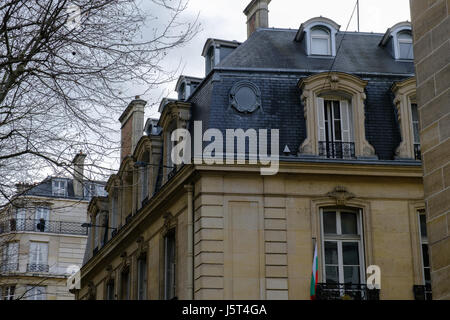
136, 236, 148, 258
392, 77, 417, 159
298, 72, 377, 159
87, 281, 96, 300
229, 80, 262, 114
326, 186, 356, 206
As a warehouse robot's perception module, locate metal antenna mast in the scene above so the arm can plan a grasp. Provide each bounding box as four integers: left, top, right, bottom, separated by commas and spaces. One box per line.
357, 0, 360, 32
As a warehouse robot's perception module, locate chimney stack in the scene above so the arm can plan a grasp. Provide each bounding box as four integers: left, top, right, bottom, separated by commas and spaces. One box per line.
244, 0, 271, 38
119, 96, 146, 161
72, 151, 86, 198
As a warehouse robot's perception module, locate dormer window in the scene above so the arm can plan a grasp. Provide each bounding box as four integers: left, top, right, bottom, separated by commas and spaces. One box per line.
397, 31, 413, 60
311, 27, 331, 56
52, 179, 67, 196
295, 17, 340, 57
380, 22, 413, 60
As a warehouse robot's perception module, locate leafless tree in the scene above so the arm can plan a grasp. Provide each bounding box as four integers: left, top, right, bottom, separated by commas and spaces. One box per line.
0, 0, 200, 207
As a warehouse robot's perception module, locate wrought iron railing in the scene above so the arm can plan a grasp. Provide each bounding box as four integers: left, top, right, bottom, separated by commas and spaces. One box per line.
316, 283, 380, 300
0, 262, 19, 273
167, 166, 177, 180
27, 263, 49, 273
0, 218, 88, 236
319, 141, 356, 159
414, 143, 421, 161
413, 284, 432, 300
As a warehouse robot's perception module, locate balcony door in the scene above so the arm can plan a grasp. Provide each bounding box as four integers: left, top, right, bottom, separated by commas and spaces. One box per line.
29, 242, 48, 272
318, 98, 354, 159
321, 209, 365, 286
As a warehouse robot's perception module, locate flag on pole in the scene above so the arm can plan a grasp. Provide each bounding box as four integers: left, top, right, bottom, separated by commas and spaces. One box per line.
310, 242, 319, 300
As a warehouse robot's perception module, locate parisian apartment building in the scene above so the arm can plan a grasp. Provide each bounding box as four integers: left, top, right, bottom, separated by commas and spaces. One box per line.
0, 153, 106, 300
76, 0, 432, 300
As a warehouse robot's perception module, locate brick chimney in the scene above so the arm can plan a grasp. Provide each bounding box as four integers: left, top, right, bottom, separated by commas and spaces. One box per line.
119, 96, 146, 161
244, 0, 271, 38
72, 151, 86, 198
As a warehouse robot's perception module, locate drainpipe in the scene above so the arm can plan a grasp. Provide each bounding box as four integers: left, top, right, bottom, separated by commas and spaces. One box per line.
185, 184, 194, 299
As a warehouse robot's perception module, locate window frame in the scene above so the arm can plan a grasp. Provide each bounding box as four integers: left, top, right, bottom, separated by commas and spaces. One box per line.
396, 30, 414, 60
28, 241, 49, 271
320, 208, 366, 285
137, 255, 148, 300
164, 229, 176, 300
418, 213, 430, 286
120, 268, 130, 300
52, 179, 67, 197
26, 286, 46, 300
310, 27, 332, 56
2, 285, 16, 300
1, 242, 19, 272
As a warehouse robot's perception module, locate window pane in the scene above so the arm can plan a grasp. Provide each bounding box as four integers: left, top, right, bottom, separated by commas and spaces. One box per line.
341, 212, 358, 235
399, 42, 413, 59
323, 212, 337, 234
325, 241, 338, 265
424, 268, 431, 285
342, 242, 360, 265
419, 214, 427, 238
344, 266, 360, 284
311, 38, 329, 55
325, 266, 339, 284
422, 244, 429, 267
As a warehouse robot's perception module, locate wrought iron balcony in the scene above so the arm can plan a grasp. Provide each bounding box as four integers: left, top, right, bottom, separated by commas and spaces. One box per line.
316, 283, 380, 300
0, 262, 19, 273
414, 143, 421, 161
413, 284, 432, 300
0, 218, 88, 236
27, 263, 49, 273
167, 166, 177, 180
319, 141, 356, 159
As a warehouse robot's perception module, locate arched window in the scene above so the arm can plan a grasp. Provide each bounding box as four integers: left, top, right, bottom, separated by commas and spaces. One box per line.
397, 31, 413, 60
311, 27, 331, 55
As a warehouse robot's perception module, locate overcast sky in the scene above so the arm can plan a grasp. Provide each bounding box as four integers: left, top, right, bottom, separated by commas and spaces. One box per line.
140, 0, 411, 118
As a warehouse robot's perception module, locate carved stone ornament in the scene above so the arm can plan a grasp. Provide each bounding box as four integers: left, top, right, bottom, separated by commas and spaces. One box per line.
87, 281, 96, 300
229, 81, 262, 114
136, 236, 148, 258
327, 186, 355, 206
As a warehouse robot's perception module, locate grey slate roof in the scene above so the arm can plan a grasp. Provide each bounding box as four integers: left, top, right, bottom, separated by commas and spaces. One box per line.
218, 28, 415, 75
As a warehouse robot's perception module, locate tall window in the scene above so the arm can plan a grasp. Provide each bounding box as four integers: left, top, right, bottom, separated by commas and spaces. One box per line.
111, 191, 118, 233
141, 167, 149, 202
318, 98, 355, 159
1, 242, 19, 272
52, 179, 67, 196
26, 286, 46, 300
137, 255, 147, 300
322, 209, 364, 284
34, 207, 49, 232
28, 242, 48, 272
120, 268, 130, 300
106, 280, 115, 300
311, 27, 331, 55
16, 208, 26, 231
411, 103, 421, 160
164, 230, 176, 300
397, 31, 413, 60
419, 214, 430, 286
2, 286, 15, 300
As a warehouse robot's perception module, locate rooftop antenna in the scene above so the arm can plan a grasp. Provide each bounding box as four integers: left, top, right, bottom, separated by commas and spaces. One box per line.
357, 0, 360, 32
